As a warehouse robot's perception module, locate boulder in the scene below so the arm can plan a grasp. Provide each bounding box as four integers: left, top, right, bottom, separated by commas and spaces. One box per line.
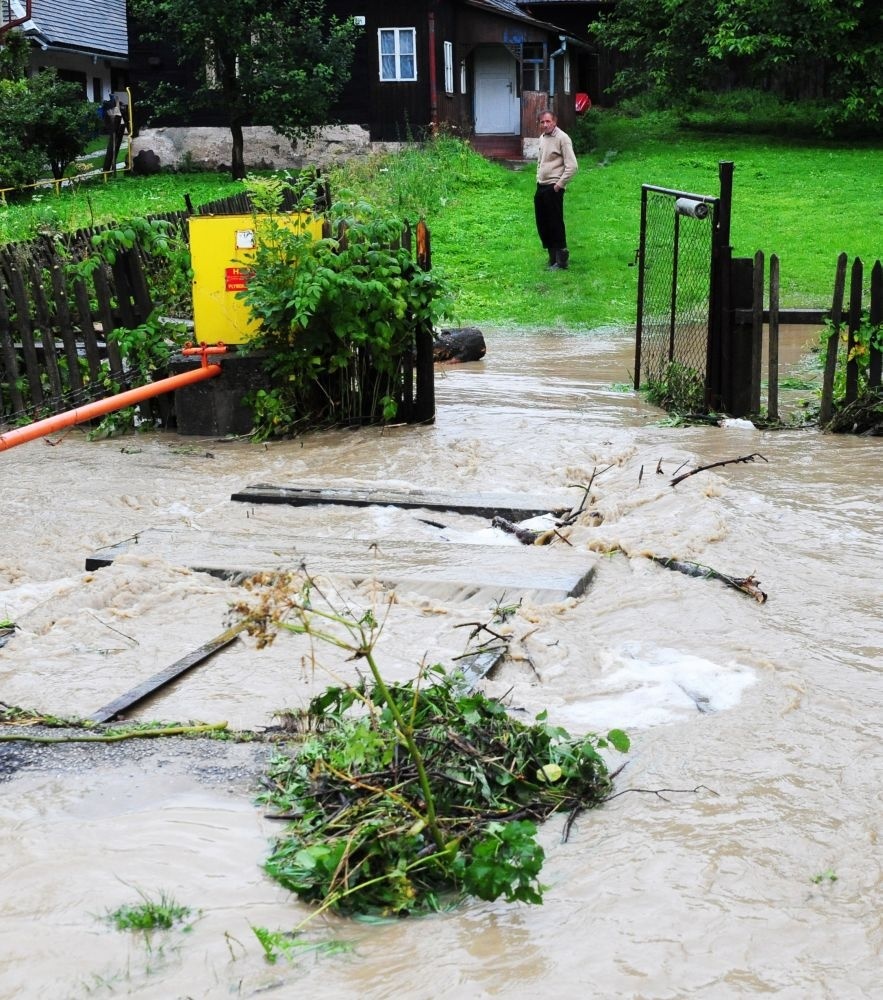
433, 327, 487, 363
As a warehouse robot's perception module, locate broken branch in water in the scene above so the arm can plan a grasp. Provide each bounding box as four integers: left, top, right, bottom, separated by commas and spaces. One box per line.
650, 555, 768, 603
558, 466, 614, 526
670, 452, 768, 486
492, 515, 548, 545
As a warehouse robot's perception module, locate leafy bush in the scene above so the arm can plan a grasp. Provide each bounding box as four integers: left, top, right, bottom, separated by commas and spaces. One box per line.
236, 573, 629, 920
328, 131, 500, 220
0, 70, 97, 188
240, 174, 452, 437
643, 361, 707, 414
569, 108, 601, 154
818, 312, 883, 432
0, 79, 45, 188
676, 89, 829, 138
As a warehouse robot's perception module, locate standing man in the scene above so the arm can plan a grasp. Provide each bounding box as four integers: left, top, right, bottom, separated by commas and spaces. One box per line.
534, 109, 578, 270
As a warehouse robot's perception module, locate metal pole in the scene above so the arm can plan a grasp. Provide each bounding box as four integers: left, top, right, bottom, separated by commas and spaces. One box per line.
634, 186, 649, 389
0, 363, 222, 452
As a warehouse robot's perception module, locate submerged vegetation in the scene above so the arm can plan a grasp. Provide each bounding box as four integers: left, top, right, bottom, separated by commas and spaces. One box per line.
235, 571, 629, 920
105, 888, 194, 933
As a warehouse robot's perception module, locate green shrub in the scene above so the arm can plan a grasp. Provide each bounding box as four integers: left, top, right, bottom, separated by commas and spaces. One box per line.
570, 108, 601, 154
0, 79, 45, 188
0, 70, 97, 188
676, 89, 828, 138
240, 174, 452, 438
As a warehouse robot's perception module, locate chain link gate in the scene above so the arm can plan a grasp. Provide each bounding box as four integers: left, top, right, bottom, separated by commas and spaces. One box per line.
634, 184, 720, 407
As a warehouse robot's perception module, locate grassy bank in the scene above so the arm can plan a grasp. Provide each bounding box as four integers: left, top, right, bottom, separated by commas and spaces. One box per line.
413, 116, 881, 330
1, 114, 879, 331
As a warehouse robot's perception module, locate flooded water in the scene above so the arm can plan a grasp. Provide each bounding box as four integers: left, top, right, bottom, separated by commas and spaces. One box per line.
1, 328, 880, 999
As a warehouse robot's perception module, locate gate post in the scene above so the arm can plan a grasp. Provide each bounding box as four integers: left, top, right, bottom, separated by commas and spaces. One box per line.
706, 161, 733, 410
723, 256, 757, 416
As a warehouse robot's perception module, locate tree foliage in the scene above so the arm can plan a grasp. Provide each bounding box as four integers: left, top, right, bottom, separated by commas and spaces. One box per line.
129, 0, 360, 178
591, 0, 882, 132
0, 57, 97, 188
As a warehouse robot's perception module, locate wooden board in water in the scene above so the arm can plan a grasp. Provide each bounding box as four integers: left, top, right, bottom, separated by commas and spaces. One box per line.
230, 483, 576, 521
85, 528, 596, 605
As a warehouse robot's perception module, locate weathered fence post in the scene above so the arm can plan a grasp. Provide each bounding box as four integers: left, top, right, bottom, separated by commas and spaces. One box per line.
413, 219, 435, 423
845, 257, 863, 405
92, 265, 125, 382
50, 263, 84, 395
0, 282, 25, 414
820, 253, 848, 424
767, 253, 780, 421
6, 262, 44, 407
751, 249, 764, 414
869, 260, 882, 390
28, 259, 63, 404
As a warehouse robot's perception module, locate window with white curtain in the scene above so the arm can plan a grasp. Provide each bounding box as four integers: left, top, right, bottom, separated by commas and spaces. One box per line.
378, 27, 417, 82
444, 41, 454, 94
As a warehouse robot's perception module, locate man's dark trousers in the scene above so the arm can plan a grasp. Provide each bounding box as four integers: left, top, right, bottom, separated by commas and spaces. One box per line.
534, 183, 566, 251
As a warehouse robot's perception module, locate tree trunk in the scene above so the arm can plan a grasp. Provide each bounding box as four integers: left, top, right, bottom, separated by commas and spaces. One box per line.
230, 119, 245, 180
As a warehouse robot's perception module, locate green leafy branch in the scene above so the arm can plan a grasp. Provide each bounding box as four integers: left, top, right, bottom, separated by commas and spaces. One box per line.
234, 571, 629, 922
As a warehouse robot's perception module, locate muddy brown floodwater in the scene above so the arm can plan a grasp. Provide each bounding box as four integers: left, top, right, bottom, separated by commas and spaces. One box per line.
0, 328, 880, 1000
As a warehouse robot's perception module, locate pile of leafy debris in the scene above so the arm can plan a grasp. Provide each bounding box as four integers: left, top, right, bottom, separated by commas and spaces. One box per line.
259, 665, 629, 918
825, 387, 883, 435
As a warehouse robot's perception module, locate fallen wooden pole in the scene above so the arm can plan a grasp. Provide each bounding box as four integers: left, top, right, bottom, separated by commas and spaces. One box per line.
670, 452, 768, 487
89, 622, 246, 724
649, 556, 767, 603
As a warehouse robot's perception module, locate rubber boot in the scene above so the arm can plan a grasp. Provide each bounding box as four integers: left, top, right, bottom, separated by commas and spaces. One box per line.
547, 248, 557, 268
550, 248, 569, 270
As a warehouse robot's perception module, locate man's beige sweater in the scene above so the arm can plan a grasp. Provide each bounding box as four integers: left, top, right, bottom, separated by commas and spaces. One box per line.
536, 128, 578, 188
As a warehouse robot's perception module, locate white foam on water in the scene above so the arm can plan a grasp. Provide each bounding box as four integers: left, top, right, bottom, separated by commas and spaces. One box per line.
557, 642, 758, 731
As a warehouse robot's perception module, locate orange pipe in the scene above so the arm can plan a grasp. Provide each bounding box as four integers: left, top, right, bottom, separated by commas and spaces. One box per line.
0, 363, 222, 453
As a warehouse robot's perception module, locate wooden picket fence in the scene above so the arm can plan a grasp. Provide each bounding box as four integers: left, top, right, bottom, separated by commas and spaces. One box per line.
0, 229, 173, 427
0, 196, 434, 433
818, 254, 882, 424
744, 251, 880, 424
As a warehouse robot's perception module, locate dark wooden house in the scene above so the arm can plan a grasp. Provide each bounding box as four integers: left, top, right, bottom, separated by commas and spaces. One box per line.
517, 0, 618, 102
128, 0, 600, 160
323, 0, 594, 158
4, 0, 129, 102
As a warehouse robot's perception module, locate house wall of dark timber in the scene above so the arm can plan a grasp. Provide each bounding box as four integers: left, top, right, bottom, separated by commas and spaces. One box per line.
127, 1, 586, 142
321, 0, 575, 141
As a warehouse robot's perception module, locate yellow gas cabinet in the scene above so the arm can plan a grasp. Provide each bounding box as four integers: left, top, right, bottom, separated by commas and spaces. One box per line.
189, 213, 324, 345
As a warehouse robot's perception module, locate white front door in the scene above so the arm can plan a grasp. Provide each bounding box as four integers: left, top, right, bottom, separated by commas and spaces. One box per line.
474, 47, 519, 134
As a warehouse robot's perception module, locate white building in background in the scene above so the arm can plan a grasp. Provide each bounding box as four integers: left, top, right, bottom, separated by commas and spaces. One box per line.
4, 0, 128, 103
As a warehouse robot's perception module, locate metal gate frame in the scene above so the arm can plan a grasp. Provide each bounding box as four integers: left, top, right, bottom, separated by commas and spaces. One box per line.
634, 162, 734, 411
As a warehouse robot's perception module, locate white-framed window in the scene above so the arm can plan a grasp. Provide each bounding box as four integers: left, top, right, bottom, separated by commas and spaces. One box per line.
563, 54, 572, 94
378, 27, 417, 82
443, 40, 454, 95
460, 60, 467, 94
521, 42, 546, 91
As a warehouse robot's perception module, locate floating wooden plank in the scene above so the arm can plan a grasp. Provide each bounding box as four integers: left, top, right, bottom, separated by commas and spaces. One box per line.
455, 648, 507, 689
231, 483, 575, 521
85, 528, 597, 605
88, 622, 245, 724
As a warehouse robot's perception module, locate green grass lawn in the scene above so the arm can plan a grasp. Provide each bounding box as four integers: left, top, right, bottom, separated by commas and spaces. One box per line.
1, 113, 879, 332
423, 117, 881, 329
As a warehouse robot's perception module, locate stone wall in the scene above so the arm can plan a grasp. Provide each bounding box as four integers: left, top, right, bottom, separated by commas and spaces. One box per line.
131, 125, 404, 173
